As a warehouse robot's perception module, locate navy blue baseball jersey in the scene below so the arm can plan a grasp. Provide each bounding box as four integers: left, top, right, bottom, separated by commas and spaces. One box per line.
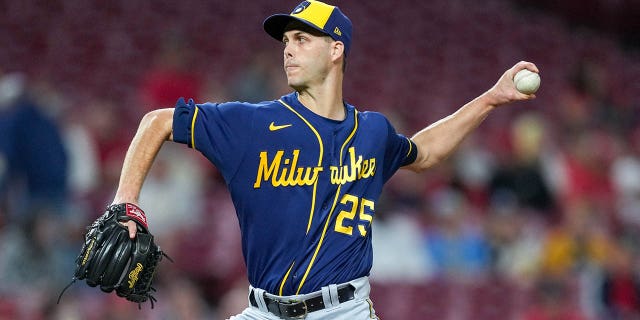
172, 92, 417, 295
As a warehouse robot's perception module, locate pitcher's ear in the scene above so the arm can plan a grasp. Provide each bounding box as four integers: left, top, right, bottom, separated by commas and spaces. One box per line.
331, 41, 345, 61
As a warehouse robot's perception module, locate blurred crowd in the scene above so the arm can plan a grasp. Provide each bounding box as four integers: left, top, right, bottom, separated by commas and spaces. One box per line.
1, 0, 639, 319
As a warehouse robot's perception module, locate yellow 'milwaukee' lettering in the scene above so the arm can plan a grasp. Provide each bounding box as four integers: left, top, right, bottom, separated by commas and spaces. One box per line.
254, 150, 323, 188
330, 147, 376, 185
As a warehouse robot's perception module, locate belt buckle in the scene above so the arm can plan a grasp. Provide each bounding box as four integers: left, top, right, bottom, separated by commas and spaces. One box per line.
281, 299, 308, 320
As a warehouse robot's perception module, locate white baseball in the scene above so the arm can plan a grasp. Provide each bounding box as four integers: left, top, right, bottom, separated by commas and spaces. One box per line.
513, 69, 540, 94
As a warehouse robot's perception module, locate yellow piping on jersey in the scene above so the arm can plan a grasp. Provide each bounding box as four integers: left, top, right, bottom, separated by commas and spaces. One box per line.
276, 99, 324, 294
339, 110, 359, 167
278, 262, 295, 295
405, 137, 413, 158
190, 107, 199, 149
278, 99, 323, 233
296, 110, 359, 294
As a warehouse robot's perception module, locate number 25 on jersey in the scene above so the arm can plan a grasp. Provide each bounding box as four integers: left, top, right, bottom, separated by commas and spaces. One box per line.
334, 194, 374, 237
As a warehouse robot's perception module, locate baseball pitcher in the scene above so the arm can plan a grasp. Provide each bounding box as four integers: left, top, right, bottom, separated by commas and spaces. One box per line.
113, 1, 539, 319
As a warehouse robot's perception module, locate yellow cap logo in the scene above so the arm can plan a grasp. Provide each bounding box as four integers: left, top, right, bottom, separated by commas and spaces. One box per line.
334, 27, 342, 36
292, 1, 334, 29
292, 1, 310, 14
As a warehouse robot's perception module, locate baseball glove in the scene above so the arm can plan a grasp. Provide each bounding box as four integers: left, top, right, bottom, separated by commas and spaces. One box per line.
58, 203, 171, 308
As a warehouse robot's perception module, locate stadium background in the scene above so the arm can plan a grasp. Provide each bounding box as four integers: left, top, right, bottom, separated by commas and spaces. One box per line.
0, 0, 639, 319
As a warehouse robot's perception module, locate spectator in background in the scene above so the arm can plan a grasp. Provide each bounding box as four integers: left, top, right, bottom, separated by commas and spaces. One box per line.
135, 30, 211, 241
539, 200, 611, 278
78, 97, 133, 212
485, 191, 544, 283
137, 142, 206, 248
423, 187, 490, 279
0, 71, 68, 224
138, 30, 202, 113
611, 128, 640, 230
228, 50, 281, 103
452, 136, 496, 210
599, 243, 640, 319
370, 170, 435, 282
559, 129, 616, 216
0, 71, 72, 317
62, 103, 100, 203
489, 112, 556, 218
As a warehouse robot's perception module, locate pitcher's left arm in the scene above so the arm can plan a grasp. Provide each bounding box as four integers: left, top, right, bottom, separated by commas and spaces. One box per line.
404, 61, 539, 172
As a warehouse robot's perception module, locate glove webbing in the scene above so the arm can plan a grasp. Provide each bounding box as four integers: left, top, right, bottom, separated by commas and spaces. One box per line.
57, 203, 172, 309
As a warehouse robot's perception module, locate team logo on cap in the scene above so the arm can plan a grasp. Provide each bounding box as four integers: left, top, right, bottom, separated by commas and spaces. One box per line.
292, 1, 311, 14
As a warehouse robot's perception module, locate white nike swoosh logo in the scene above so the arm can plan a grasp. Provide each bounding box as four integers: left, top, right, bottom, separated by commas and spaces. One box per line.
269, 122, 292, 131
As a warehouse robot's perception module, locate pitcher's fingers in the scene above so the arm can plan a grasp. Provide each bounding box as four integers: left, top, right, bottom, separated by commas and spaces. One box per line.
123, 220, 137, 239
515, 61, 539, 73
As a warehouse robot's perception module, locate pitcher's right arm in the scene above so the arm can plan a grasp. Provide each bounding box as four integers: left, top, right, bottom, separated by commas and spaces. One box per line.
112, 108, 174, 238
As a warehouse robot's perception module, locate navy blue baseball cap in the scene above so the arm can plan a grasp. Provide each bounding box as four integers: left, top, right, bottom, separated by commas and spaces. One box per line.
263, 0, 353, 54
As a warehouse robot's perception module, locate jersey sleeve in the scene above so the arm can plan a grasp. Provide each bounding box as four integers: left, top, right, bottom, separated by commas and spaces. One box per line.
172, 97, 255, 178
381, 117, 417, 182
